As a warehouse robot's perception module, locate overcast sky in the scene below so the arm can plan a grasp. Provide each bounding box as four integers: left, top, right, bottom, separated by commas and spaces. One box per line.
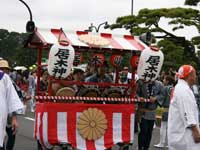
0, 0, 199, 39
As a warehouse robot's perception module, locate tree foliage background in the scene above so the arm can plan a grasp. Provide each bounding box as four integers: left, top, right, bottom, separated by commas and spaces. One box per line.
0, 29, 37, 67
110, 0, 200, 71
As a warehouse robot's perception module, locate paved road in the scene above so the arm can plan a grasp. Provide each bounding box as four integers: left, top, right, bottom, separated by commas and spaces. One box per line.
13, 112, 168, 150
15, 112, 37, 150
132, 128, 168, 150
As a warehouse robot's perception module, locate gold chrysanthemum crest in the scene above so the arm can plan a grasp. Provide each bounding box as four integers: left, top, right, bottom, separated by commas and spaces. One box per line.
78, 34, 110, 47
77, 108, 108, 140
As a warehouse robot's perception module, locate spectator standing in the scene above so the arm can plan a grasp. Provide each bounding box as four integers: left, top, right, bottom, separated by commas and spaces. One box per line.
9, 69, 17, 83
168, 65, 200, 150
0, 60, 23, 150
136, 79, 164, 150
154, 75, 175, 148
28, 70, 36, 112
40, 69, 48, 93
0, 60, 26, 150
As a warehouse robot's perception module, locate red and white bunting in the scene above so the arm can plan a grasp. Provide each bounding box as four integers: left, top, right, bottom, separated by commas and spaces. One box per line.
35, 28, 147, 51
35, 103, 135, 150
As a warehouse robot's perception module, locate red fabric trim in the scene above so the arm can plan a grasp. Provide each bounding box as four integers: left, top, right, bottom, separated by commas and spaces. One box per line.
101, 33, 123, 49
36, 103, 135, 113
76, 31, 88, 36
34, 112, 38, 139
51, 29, 72, 45
122, 112, 131, 143
35, 29, 47, 44
124, 35, 145, 51
67, 111, 77, 147
104, 112, 113, 149
47, 106, 58, 144
39, 113, 45, 146
86, 140, 96, 150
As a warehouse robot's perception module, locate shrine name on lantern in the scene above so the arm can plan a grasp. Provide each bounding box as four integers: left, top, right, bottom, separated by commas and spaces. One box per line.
52, 48, 70, 78
142, 55, 160, 80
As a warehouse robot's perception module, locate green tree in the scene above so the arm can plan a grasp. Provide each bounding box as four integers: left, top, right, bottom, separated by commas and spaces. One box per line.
0, 29, 37, 67
185, 0, 200, 6
110, 7, 200, 70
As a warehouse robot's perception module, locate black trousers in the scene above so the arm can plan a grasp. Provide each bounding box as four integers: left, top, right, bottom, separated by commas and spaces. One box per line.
37, 140, 43, 150
0, 147, 4, 150
138, 118, 155, 150
6, 127, 16, 150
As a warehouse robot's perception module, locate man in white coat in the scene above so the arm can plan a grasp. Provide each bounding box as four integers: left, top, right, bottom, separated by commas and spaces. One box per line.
168, 65, 200, 150
0, 69, 23, 150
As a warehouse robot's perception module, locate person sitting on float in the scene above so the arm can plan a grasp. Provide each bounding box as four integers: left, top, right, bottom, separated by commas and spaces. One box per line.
85, 61, 113, 83
119, 66, 129, 84
52, 68, 85, 95
68, 68, 85, 92
40, 69, 49, 94
84, 62, 96, 78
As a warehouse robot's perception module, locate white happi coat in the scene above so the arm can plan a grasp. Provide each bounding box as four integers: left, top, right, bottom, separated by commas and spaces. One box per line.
168, 79, 200, 150
0, 72, 23, 146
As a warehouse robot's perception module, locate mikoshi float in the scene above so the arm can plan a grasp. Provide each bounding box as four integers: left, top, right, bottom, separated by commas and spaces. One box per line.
26, 28, 157, 150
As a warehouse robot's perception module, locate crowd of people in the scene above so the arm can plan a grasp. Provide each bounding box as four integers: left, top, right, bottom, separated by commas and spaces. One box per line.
0, 57, 200, 150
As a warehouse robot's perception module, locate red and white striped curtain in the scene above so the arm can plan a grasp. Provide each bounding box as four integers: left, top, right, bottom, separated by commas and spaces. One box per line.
34, 103, 135, 150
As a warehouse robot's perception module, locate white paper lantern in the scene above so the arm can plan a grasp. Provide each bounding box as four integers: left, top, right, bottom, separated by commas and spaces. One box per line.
137, 47, 164, 81
48, 42, 75, 79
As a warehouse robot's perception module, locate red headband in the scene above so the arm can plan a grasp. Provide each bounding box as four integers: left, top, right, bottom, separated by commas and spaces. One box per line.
176, 65, 195, 79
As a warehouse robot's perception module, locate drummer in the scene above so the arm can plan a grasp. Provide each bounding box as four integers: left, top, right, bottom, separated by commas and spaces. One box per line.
85, 61, 112, 83
84, 62, 96, 78
52, 68, 85, 96
119, 66, 129, 84
73, 68, 85, 82
66, 68, 85, 92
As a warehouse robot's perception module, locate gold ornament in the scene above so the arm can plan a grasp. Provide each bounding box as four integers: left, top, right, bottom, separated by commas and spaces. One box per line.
78, 34, 110, 47
77, 108, 108, 140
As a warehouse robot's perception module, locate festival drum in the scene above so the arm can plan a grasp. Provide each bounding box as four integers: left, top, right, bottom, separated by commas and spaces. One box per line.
56, 87, 76, 96
76, 87, 100, 97
52, 83, 63, 96
102, 87, 123, 98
